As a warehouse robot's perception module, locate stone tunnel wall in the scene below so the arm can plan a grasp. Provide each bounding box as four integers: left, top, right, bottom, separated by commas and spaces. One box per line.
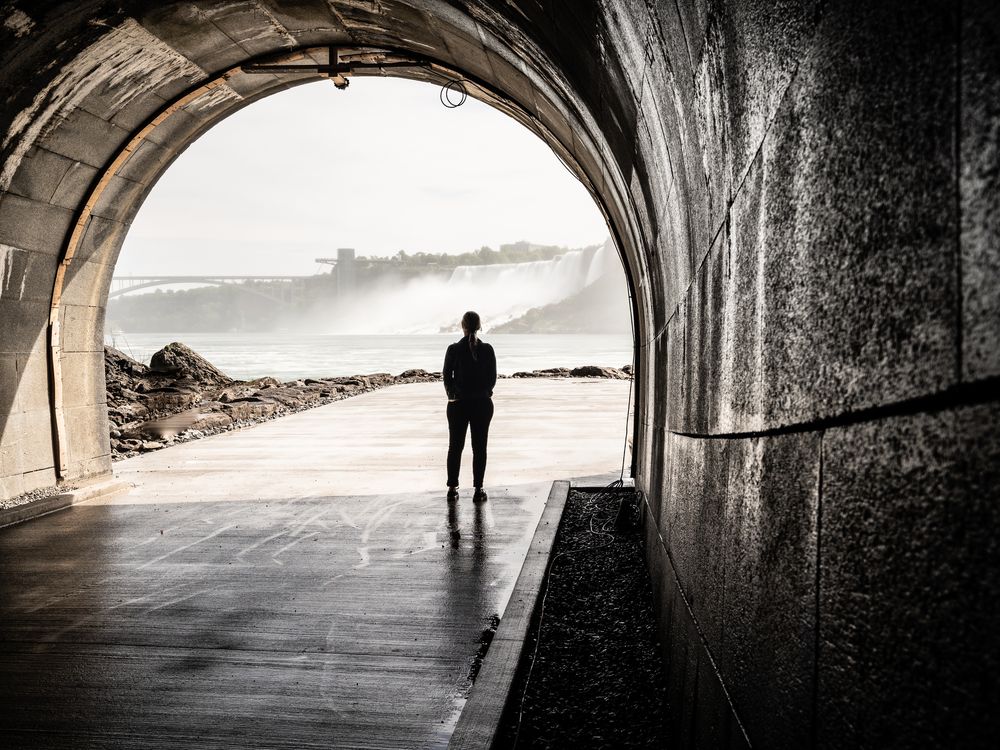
0, 1, 997, 747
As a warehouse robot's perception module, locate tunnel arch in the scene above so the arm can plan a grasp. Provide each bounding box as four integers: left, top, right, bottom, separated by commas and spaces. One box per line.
0, 14, 660, 494
2, 2, 995, 748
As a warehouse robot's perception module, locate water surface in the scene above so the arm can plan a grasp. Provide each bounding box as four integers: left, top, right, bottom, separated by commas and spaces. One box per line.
105, 332, 633, 381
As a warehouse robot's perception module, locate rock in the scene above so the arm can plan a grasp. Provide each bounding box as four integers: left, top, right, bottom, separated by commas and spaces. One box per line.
570, 365, 627, 379
398, 369, 441, 380
192, 409, 234, 431
141, 388, 201, 412
149, 342, 233, 387
141, 441, 164, 450
248, 376, 281, 389
221, 399, 279, 421
217, 385, 259, 403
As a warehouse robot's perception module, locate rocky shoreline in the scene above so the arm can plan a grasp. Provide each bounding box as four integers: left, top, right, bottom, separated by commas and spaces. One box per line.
106, 343, 632, 460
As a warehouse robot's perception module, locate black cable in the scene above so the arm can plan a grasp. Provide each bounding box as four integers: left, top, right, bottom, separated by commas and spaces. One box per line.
440, 78, 467, 108
621, 288, 636, 483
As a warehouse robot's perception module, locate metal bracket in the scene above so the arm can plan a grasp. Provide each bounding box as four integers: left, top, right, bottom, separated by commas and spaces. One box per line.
241, 46, 432, 89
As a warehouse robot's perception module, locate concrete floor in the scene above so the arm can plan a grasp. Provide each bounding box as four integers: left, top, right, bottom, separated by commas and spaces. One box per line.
0, 379, 630, 748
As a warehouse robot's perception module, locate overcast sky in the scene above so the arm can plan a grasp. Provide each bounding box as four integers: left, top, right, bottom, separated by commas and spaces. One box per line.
117, 77, 610, 276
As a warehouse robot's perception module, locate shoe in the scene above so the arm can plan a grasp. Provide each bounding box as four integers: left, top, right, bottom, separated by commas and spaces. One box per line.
447, 486, 459, 501
473, 488, 488, 503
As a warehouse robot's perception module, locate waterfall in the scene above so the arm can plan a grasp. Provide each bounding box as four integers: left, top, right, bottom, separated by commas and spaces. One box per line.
319, 241, 615, 334
444, 244, 606, 326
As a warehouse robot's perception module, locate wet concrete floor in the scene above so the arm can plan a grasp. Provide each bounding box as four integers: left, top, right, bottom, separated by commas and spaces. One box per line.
0, 380, 630, 748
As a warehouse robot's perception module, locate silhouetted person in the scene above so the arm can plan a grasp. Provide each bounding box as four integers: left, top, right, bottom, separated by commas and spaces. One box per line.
443, 311, 497, 502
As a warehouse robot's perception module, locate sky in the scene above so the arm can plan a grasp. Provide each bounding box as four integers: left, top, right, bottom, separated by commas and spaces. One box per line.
117, 76, 610, 276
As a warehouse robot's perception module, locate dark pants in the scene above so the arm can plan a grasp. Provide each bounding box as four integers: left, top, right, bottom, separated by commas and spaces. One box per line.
446, 398, 494, 488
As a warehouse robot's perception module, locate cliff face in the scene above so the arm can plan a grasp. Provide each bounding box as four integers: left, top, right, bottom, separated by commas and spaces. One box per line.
492, 273, 631, 334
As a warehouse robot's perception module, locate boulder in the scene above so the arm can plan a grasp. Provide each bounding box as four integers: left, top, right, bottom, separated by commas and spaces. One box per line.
570, 365, 627, 379
149, 342, 233, 386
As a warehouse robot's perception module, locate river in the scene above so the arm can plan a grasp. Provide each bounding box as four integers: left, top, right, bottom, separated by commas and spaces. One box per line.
104, 332, 634, 381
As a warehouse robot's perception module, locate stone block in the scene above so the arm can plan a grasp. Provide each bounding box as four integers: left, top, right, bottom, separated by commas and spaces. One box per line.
61, 259, 115, 310
90, 173, 147, 222
484, 49, 538, 119
20, 466, 58, 495
0, 298, 48, 355
59, 350, 106, 409
961, 1, 1000, 379
601, 0, 653, 98
634, 91, 675, 232
0, 244, 57, 304
70, 215, 127, 267
0, 357, 19, 427
13, 348, 49, 413
590, 36, 641, 179
669, 0, 710, 70
753, 1, 958, 426
205, 3, 299, 58
64, 403, 111, 468
50, 159, 99, 212
0, 194, 74, 256
0, 471, 25, 502
691, 21, 735, 248
698, 0, 818, 204
6, 146, 75, 204
0, 422, 21, 479
18, 408, 54, 475
254, 0, 349, 45
38, 106, 131, 169
137, 8, 245, 75
109, 88, 168, 132
112, 139, 174, 187
60, 303, 106, 354
62, 452, 113, 484
659, 431, 727, 647
659, 179, 695, 310
143, 107, 203, 149
628, 157, 658, 254
683, 228, 727, 433
720, 432, 820, 749
819, 402, 1000, 748
436, 25, 494, 85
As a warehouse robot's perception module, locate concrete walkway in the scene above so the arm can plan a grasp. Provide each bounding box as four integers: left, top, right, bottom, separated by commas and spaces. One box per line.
0, 379, 629, 748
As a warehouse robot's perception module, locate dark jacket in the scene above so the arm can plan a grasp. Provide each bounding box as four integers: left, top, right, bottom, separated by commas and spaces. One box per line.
443, 336, 497, 400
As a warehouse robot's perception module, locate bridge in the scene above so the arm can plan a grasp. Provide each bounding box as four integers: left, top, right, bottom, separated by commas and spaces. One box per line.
107, 275, 318, 305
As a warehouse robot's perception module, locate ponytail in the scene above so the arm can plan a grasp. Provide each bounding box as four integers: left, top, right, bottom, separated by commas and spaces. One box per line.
462, 310, 482, 361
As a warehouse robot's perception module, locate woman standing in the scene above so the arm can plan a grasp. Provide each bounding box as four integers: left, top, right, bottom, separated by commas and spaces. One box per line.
443, 311, 497, 502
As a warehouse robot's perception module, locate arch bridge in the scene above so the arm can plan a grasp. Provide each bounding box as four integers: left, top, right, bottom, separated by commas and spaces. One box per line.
108, 274, 309, 303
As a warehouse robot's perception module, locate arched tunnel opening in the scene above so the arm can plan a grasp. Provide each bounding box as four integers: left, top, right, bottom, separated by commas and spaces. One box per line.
0, 2, 997, 748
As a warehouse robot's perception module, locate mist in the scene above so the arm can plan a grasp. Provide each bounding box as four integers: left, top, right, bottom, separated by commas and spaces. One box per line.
309, 241, 629, 335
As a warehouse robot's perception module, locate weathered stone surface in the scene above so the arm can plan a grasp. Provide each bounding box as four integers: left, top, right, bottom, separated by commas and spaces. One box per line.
657, 431, 727, 647
752, 1, 959, 426
720, 432, 820, 750
820, 402, 1000, 748
961, 1, 1000, 379
666, 0, 961, 436
6, 146, 75, 204
0, 194, 73, 256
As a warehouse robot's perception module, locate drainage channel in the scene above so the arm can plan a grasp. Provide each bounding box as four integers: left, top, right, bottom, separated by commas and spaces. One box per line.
451, 481, 668, 748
